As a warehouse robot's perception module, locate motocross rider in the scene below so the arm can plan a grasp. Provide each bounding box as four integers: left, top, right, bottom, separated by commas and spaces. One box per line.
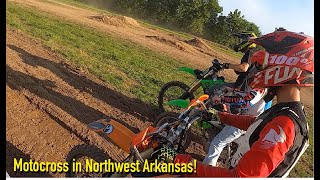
153, 30, 313, 177
209, 31, 272, 112
202, 31, 272, 166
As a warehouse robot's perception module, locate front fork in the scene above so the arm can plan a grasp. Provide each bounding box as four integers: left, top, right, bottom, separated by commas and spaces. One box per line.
179, 80, 201, 100
176, 129, 187, 153
188, 80, 202, 94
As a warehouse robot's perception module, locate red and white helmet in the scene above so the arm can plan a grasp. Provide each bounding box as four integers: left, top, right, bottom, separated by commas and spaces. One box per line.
247, 30, 314, 88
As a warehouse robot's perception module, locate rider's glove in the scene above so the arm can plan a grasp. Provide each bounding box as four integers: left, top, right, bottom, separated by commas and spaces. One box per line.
212, 62, 223, 71
223, 63, 230, 69
151, 145, 177, 163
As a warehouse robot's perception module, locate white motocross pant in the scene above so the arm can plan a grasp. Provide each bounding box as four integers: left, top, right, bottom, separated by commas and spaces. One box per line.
202, 97, 267, 166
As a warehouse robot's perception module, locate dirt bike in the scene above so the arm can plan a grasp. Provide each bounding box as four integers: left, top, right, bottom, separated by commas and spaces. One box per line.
158, 59, 226, 113
65, 94, 233, 177
154, 94, 241, 168
65, 119, 184, 177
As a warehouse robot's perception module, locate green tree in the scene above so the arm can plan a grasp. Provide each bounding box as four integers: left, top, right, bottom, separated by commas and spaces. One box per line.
176, 0, 222, 35
140, 0, 181, 23
205, 9, 261, 48
244, 21, 261, 36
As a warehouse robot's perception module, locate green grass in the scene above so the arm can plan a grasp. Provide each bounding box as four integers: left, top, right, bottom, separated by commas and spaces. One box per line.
6, 2, 313, 177
42, 0, 118, 16
6, 2, 195, 107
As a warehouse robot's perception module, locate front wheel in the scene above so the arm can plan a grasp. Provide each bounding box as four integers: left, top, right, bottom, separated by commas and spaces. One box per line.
65, 144, 111, 177
158, 81, 194, 113
154, 112, 192, 152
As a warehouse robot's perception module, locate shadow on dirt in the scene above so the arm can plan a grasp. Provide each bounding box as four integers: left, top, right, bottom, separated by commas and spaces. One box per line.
6, 44, 207, 162
7, 45, 158, 124
6, 65, 140, 134
6, 65, 104, 123
6, 141, 52, 177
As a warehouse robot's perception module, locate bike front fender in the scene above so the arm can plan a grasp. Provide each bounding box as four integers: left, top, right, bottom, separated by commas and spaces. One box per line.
88, 118, 135, 153
166, 99, 190, 108
177, 67, 196, 76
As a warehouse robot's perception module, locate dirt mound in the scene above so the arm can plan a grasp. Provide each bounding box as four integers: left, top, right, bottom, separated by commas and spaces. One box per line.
146, 35, 196, 53
186, 37, 213, 52
146, 35, 221, 58
168, 33, 186, 42
184, 37, 220, 58
88, 14, 140, 27
120, 16, 140, 27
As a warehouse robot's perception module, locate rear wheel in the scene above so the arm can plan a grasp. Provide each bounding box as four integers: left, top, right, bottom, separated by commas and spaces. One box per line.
154, 112, 192, 152
158, 81, 194, 113
65, 144, 112, 177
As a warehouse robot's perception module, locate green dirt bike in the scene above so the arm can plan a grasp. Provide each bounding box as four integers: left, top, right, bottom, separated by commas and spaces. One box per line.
158, 59, 226, 113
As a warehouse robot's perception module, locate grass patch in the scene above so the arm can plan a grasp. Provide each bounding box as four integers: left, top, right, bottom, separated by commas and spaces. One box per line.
42, 0, 117, 16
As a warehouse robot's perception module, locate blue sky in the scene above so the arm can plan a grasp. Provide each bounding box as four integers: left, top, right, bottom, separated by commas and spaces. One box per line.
219, 0, 314, 36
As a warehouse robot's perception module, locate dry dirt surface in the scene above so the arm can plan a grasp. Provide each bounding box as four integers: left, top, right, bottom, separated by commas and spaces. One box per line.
6, 28, 208, 177
6, 0, 313, 177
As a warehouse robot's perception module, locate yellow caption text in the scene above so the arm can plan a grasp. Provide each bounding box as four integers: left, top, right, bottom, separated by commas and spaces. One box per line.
13, 158, 197, 174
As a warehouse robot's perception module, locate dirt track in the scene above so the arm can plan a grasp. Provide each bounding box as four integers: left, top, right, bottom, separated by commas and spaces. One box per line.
9, 0, 241, 72
7, 0, 315, 104
6, 27, 209, 177
6, 0, 313, 177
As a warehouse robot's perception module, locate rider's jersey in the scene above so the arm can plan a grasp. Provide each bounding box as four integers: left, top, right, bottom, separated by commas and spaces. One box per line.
212, 87, 268, 114
234, 49, 254, 91
174, 102, 308, 177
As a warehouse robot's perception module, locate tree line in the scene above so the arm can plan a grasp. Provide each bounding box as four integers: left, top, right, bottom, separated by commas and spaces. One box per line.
75, 0, 261, 48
